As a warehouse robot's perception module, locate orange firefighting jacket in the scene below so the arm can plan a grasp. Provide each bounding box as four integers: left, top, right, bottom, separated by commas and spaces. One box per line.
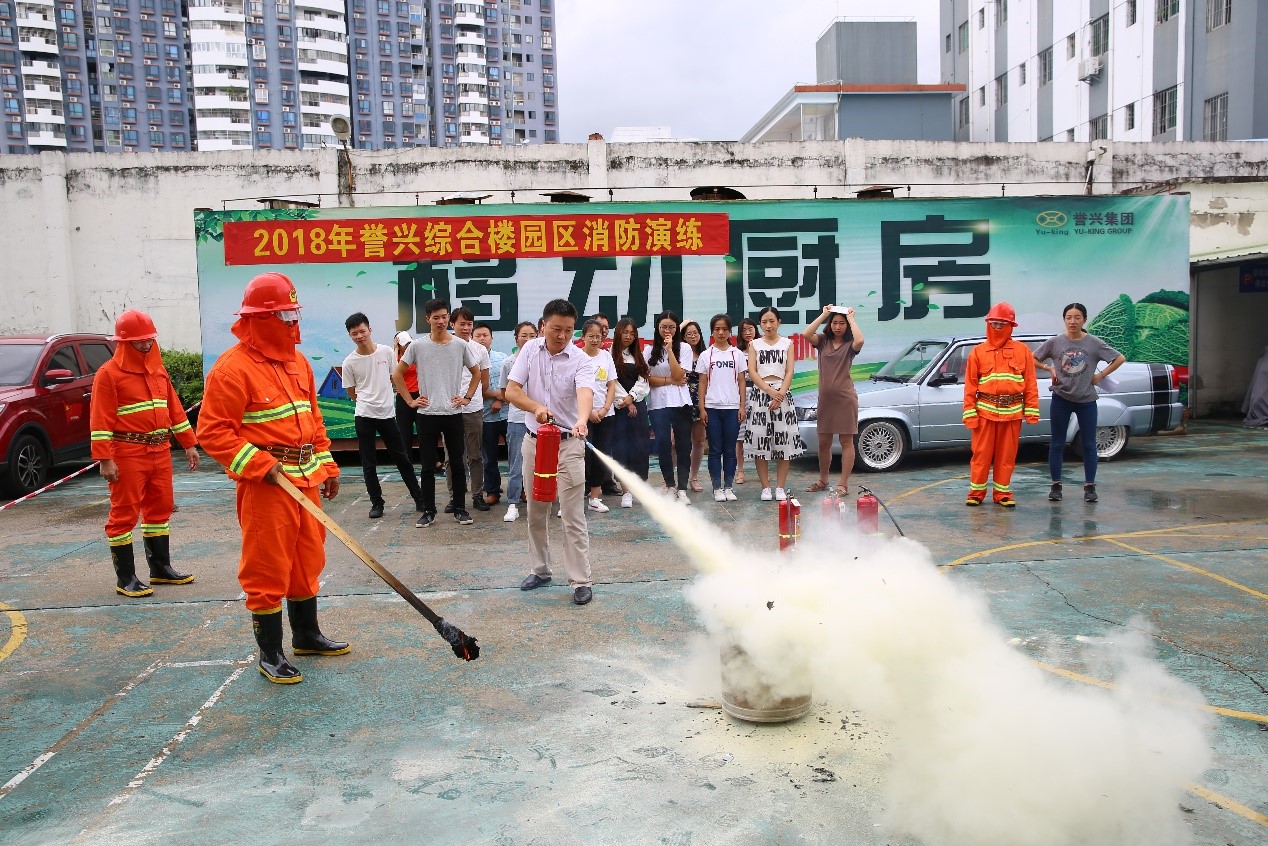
90, 344, 196, 460
197, 343, 337, 489
963, 337, 1040, 425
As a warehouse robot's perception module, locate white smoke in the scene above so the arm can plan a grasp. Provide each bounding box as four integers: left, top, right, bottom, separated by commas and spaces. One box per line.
595, 451, 1212, 846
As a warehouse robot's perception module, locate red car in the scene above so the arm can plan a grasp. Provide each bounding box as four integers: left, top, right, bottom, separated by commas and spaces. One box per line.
0, 334, 115, 497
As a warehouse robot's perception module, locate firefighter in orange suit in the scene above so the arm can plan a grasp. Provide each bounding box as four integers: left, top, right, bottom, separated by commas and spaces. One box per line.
962, 302, 1040, 507
196, 272, 346, 685
91, 310, 200, 598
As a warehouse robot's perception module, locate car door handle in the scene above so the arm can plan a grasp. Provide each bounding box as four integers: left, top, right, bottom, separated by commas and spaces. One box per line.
82, 392, 92, 399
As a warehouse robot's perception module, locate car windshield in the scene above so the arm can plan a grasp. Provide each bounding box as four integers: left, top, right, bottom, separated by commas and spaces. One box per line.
0, 344, 43, 387
872, 341, 949, 383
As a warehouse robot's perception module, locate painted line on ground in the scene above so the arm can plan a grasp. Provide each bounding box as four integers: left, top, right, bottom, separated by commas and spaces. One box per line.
0, 659, 165, 801
888, 473, 969, 503
0, 602, 28, 663
1035, 661, 1268, 723
939, 518, 1264, 569
1186, 784, 1268, 828
1101, 538, 1268, 602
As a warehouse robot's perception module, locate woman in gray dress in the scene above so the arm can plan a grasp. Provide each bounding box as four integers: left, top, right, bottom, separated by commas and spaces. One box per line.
802, 305, 865, 494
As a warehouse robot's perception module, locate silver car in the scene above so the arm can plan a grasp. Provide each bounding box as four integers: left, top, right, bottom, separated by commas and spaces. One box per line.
794, 334, 1183, 472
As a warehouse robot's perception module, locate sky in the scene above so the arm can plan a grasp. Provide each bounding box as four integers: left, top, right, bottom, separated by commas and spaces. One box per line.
554, 0, 941, 142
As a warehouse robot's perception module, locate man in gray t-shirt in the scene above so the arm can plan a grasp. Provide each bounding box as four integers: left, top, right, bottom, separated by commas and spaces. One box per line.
391, 299, 481, 527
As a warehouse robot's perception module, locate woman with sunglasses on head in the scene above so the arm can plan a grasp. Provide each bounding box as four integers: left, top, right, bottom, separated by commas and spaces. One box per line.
1032, 302, 1125, 503
733, 317, 758, 486
744, 307, 805, 502
647, 311, 695, 503
681, 320, 708, 493
802, 305, 865, 495
609, 318, 651, 508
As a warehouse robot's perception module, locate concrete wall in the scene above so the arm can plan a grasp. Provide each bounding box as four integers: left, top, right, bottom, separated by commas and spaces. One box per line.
5, 139, 1268, 356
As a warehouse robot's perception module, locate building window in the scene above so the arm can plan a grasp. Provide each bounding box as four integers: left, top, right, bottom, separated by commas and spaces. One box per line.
994, 74, 1007, 108
1090, 114, 1108, 140
123, 129, 139, 144
1207, 0, 1231, 30
162, 21, 175, 37
1066, 33, 1076, 59
1203, 93, 1228, 140
958, 96, 969, 127
1091, 14, 1109, 56
1153, 85, 1178, 135
1125, 102, 1136, 130
945, 33, 951, 53
172, 131, 185, 146
255, 109, 269, 124
957, 21, 968, 53
977, 8, 985, 29
149, 130, 164, 144
1156, 0, 1179, 23
1066, 129, 1075, 141
1039, 47, 1053, 84
996, 0, 1007, 27
1127, 0, 1137, 26
977, 86, 985, 107
1017, 62, 1026, 86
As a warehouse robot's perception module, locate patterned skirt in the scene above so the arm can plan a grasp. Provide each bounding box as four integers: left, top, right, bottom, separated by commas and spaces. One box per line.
743, 385, 806, 461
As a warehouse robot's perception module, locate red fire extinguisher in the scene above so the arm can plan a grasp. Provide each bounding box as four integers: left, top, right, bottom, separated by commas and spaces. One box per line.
778, 497, 802, 552
531, 423, 561, 503
856, 487, 879, 534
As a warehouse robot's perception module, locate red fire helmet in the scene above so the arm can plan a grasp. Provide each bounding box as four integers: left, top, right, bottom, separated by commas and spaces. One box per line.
237, 272, 302, 315
111, 309, 159, 342
985, 302, 1017, 326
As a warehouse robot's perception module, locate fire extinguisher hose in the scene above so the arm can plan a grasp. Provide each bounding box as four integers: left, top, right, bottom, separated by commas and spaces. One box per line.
856, 485, 906, 537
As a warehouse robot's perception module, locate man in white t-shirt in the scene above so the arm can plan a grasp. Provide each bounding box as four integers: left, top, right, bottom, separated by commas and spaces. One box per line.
446, 306, 492, 513
342, 312, 424, 518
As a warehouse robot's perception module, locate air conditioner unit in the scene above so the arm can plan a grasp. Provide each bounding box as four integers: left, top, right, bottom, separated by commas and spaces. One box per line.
1078, 56, 1103, 81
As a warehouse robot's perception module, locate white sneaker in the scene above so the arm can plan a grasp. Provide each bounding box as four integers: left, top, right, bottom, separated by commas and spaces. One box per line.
724, 488, 738, 501
775, 487, 788, 501
675, 489, 690, 503
588, 497, 609, 513
503, 504, 519, 522
620, 491, 633, 508
760, 487, 773, 501
713, 488, 726, 502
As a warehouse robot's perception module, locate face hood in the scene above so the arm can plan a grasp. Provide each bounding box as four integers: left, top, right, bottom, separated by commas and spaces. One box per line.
112, 340, 164, 375
232, 313, 301, 361
986, 323, 1014, 348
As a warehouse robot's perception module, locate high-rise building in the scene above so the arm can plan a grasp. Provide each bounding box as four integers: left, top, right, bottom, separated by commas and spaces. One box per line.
941, 0, 1267, 143
0, 0, 556, 153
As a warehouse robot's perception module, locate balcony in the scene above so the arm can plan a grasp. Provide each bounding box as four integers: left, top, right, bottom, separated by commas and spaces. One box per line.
25, 107, 65, 123
458, 131, 489, 145
187, 4, 246, 22
457, 89, 486, 105
455, 48, 486, 64
17, 14, 55, 30
454, 8, 483, 27
19, 0, 55, 6
309, 35, 348, 55
294, 0, 345, 15
191, 70, 249, 88
28, 129, 67, 146
197, 137, 251, 151
192, 93, 250, 110
458, 109, 488, 124
21, 58, 59, 76
23, 82, 62, 99
195, 115, 251, 132
18, 34, 59, 54
457, 70, 486, 86
299, 78, 349, 97
295, 14, 346, 35
297, 56, 348, 77
455, 27, 483, 45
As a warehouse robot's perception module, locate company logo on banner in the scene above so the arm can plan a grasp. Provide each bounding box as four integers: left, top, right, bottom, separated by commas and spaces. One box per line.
1035, 210, 1068, 228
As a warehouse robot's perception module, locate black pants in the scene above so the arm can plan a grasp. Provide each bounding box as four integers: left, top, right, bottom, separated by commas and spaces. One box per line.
417, 413, 466, 511
395, 392, 421, 463
354, 415, 424, 507
482, 417, 507, 495
584, 414, 614, 491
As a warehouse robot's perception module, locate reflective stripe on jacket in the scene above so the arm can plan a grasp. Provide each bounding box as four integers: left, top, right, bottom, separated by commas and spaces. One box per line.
197, 344, 337, 487
89, 360, 196, 460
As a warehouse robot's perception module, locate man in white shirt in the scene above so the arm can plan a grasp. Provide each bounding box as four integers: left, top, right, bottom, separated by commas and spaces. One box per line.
505, 299, 597, 606
446, 306, 492, 513
342, 312, 424, 518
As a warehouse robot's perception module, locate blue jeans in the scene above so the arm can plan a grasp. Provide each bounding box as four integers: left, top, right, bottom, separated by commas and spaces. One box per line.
482, 418, 507, 495
505, 421, 528, 503
705, 408, 740, 489
649, 405, 692, 490
1049, 393, 1098, 483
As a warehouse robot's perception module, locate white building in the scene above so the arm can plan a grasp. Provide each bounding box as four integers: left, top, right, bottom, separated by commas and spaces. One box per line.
941, 0, 1266, 142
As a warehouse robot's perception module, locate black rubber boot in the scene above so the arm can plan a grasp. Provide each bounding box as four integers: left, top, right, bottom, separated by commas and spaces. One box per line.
111, 544, 153, 598
287, 597, 350, 656
253, 612, 302, 684
143, 535, 195, 585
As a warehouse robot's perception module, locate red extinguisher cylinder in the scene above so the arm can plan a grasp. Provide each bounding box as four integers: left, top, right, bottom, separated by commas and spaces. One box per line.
531, 423, 561, 503
856, 490, 880, 534
779, 498, 803, 552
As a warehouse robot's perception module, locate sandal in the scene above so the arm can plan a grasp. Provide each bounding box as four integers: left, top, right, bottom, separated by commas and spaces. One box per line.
689, 478, 704, 492
835, 484, 850, 496
806, 480, 829, 492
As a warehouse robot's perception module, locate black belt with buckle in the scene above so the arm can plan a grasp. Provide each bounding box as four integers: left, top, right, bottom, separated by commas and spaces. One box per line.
528, 430, 572, 440
263, 443, 315, 462
977, 392, 1025, 404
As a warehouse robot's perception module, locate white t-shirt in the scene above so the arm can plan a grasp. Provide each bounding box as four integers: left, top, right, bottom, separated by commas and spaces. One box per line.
586, 349, 617, 416
458, 338, 492, 407
647, 341, 693, 411
341, 344, 397, 419
695, 345, 746, 409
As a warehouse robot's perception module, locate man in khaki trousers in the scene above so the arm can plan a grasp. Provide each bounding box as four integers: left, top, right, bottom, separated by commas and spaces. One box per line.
504, 299, 597, 606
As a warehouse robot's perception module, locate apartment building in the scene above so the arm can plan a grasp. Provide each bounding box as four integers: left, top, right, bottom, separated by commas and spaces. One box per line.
941, 0, 1267, 142
0, 0, 556, 153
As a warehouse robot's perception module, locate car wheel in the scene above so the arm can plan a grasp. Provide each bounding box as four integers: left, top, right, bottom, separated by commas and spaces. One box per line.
855, 420, 909, 472
2, 433, 50, 497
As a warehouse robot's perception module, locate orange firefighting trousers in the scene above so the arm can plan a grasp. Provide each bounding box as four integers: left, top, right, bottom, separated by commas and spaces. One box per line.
105, 450, 175, 546
968, 418, 1021, 503
236, 479, 325, 613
